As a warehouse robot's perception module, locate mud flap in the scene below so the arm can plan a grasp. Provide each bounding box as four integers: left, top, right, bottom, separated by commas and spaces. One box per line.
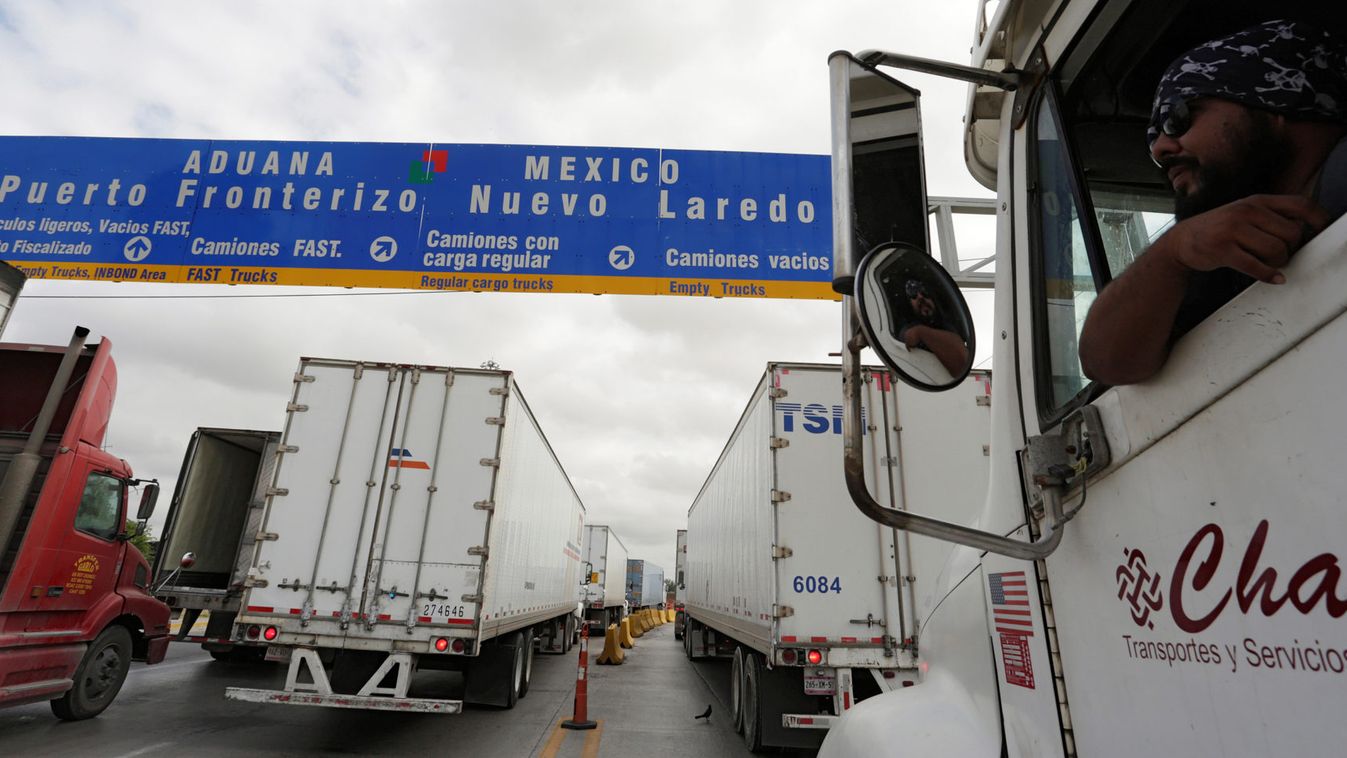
759, 664, 827, 750
463, 638, 519, 707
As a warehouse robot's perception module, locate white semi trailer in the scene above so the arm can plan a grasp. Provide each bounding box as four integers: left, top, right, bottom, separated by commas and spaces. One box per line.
581, 524, 629, 629
153, 427, 281, 659
226, 358, 585, 713
684, 362, 991, 751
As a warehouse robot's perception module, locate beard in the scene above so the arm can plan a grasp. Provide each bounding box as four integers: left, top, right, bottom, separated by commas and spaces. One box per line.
1172, 113, 1289, 220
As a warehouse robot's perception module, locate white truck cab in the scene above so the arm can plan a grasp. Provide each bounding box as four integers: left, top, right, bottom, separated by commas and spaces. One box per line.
823, 2, 1347, 755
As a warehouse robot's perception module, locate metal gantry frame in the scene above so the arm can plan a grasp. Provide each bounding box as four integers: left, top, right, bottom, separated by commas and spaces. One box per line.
929, 196, 997, 289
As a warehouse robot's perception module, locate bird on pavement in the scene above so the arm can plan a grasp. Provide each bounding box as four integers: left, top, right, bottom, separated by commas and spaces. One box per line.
694, 704, 712, 721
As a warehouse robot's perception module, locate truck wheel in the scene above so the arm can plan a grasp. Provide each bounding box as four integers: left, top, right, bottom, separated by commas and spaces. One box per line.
731, 647, 746, 734
505, 631, 524, 709
564, 614, 575, 652
518, 627, 535, 698
51, 625, 133, 721
742, 653, 764, 752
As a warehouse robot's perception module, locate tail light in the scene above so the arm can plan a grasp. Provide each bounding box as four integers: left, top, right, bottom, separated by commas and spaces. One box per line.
451, 638, 466, 654
806, 649, 823, 665
246, 625, 260, 639
263, 626, 278, 641
434, 637, 449, 652
782, 649, 798, 665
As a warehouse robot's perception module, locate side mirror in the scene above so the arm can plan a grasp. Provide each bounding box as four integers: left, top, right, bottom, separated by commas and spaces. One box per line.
180, 552, 197, 570
829, 51, 930, 294
136, 481, 160, 521
856, 242, 975, 389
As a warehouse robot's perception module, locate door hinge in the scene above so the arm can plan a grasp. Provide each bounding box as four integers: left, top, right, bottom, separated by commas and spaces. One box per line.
294, 373, 315, 383
880, 456, 897, 467
277, 444, 299, 454
480, 458, 500, 467
468, 546, 489, 557
772, 545, 793, 559
771, 489, 792, 504
473, 500, 495, 511
485, 416, 505, 426
462, 593, 483, 604
773, 604, 795, 618
770, 437, 789, 449
489, 385, 508, 396
243, 577, 269, 589
286, 403, 309, 413
266, 487, 289, 497
976, 395, 991, 406
769, 387, 788, 399
255, 531, 279, 541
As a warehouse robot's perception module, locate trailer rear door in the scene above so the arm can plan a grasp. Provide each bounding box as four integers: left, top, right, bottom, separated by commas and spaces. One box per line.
244, 361, 504, 638
772, 365, 903, 663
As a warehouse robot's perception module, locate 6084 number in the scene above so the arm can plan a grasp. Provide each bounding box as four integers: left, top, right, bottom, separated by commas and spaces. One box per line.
793, 575, 842, 594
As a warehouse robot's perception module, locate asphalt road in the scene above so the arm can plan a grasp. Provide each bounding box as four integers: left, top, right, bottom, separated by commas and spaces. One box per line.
0, 623, 812, 757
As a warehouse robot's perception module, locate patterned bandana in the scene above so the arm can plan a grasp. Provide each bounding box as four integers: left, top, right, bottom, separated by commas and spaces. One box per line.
1148, 20, 1347, 147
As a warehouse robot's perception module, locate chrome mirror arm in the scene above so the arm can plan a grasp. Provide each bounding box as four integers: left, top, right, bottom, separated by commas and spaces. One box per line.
841, 304, 1065, 561
855, 49, 1020, 91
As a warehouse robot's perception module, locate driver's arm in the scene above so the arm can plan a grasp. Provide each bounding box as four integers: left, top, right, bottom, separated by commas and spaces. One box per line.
1080, 195, 1329, 385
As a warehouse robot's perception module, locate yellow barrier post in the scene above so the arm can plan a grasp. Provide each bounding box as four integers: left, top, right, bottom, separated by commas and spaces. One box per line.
619, 617, 635, 648
596, 623, 625, 665
630, 613, 645, 638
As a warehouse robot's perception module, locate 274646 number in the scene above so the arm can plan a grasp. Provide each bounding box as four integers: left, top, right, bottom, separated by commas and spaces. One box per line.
792, 575, 842, 594
422, 603, 466, 618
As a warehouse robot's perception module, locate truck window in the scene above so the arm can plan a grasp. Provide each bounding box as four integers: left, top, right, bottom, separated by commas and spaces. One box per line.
75, 472, 124, 541
1029, 87, 1104, 417
1030, 72, 1178, 421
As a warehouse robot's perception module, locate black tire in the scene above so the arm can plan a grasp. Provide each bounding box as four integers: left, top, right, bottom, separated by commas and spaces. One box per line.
742, 652, 764, 753
518, 627, 535, 698
51, 625, 133, 721
731, 646, 746, 734
504, 632, 523, 709
563, 614, 575, 653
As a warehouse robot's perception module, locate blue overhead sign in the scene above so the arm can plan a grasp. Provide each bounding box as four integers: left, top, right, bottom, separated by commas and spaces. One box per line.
0, 137, 836, 299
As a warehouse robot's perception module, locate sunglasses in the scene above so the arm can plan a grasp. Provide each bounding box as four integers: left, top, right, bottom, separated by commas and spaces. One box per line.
1150, 99, 1193, 166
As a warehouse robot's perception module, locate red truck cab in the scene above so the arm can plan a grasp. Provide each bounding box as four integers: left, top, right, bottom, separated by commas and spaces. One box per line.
0, 328, 171, 720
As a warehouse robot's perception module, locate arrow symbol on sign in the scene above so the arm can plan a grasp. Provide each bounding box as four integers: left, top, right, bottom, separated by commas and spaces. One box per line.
124, 236, 152, 262
370, 236, 397, 263
608, 245, 634, 271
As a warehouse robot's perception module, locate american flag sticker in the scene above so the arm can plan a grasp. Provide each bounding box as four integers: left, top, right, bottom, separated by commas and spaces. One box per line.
989, 571, 1032, 635
989, 571, 1035, 689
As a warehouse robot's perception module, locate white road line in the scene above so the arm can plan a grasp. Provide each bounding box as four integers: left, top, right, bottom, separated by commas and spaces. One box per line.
128, 658, 210, 675
111, 741, 175, 758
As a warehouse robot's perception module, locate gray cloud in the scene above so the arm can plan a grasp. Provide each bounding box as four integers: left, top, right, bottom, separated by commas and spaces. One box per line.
1, 0, 990, 571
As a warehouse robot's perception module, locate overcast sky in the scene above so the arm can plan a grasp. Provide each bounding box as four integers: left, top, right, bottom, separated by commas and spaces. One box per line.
0, 1, 993, 576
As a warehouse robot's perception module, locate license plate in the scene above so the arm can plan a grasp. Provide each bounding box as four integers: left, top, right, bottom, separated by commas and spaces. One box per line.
264, 645, 292, 663
803, 668, 835, 695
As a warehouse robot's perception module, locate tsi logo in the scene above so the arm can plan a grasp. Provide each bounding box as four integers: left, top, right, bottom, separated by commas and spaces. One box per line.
777, 402, 866, 435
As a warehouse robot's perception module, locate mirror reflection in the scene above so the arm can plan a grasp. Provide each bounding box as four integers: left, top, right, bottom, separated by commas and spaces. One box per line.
856, 242, 975, 389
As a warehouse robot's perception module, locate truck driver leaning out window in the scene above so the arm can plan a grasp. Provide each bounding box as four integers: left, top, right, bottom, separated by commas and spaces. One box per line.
1079, 19, 1347, 385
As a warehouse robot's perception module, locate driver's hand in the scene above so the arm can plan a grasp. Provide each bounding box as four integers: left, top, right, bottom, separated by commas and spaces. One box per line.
1167, 194, 1331, 283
